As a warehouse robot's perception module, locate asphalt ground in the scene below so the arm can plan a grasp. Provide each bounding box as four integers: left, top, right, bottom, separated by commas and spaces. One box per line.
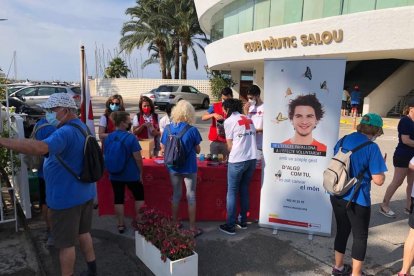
0, 95, 410, 276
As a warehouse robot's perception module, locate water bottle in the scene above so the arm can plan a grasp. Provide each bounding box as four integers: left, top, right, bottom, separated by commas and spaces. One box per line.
199, 154, 205, 161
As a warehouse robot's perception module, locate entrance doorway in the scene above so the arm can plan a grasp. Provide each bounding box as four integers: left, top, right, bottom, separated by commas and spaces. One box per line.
239, 71, 253, 101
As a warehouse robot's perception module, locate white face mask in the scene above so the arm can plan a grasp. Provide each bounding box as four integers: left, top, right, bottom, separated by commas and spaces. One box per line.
248, 99, 256, 106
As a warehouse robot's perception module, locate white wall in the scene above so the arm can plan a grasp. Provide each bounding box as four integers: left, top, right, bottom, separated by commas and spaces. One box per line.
203, 6, 414, 68
363, 62, 414, 116
89, 78, 212, 99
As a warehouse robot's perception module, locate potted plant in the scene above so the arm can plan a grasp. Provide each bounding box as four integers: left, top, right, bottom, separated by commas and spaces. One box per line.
135, 207, 198, 276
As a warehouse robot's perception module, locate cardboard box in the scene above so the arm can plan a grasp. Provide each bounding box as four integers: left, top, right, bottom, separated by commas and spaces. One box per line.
140, 139, 154, 159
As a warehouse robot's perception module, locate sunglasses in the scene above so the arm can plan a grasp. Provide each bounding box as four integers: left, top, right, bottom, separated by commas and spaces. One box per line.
111, 103, 120, 106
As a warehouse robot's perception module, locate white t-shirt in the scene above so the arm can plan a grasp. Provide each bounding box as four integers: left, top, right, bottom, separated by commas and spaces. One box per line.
159, 115, 171, 134
224, 112, 257, 163
99, 115, 108, 128
248, 103, 264, 150
132, 113, 155, 138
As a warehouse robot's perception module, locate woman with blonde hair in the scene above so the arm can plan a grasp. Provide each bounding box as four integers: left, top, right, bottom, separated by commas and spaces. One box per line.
104, 111, 144, 233
160, 100, 203, 237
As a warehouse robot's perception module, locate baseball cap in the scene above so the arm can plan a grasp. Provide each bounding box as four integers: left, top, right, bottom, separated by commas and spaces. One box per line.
360, 113, 384, 134
38, 93, 78, 109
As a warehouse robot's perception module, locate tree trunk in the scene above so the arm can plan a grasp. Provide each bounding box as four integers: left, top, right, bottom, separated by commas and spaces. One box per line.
173, 38, 180, 79
181, 44, 188, 80
158, 45, 167, 79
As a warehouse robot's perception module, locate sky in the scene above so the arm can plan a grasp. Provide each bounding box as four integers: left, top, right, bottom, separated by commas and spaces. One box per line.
0, 0, 208, 82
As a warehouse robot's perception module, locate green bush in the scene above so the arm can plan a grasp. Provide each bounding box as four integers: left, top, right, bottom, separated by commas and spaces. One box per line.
205, 67, 237, 101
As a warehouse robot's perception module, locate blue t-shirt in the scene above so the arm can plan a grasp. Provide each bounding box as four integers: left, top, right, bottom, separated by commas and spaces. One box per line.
207, 105, 214, 114
350, 90, 361, 105
394, 116, 414, 158
104, 130, 142, 182
43, 119, 96, 210
161, 122, 202, 174
34, 118, 56, 178
335, 132, 387, 206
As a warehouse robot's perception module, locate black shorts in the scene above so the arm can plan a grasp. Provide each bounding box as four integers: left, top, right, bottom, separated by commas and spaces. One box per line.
38, 177, 46, 206
341, 101, 348, 109
51, 199, 93, 248
409, 198, 414, 229
111, 180, 144, 204
393, 154, 413, 168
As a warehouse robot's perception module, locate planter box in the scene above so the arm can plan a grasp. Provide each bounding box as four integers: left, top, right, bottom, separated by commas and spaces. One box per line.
135, 231, 198, 276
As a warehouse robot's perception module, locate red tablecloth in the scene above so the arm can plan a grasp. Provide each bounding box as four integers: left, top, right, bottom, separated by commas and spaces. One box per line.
97, 158, 262, 221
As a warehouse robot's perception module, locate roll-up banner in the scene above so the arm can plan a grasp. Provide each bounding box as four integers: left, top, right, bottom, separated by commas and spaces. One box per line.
259, 58, 346, 236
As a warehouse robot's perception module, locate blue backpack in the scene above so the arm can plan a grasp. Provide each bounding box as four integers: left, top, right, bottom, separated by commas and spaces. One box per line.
164, 124, 192, 168
104, 132, 131, 174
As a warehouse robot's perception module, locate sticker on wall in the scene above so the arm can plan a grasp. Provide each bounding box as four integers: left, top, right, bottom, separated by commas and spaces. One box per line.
272, 112, 288, 124
320, 81, 329, 92
303, 66, 312, 80
285, 87, 293, 97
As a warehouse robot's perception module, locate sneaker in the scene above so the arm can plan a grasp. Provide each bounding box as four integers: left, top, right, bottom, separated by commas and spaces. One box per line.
379, 206, 396, 218
331, 264, 352, 276
219, 224, 236, 235
235, 221, 247, 229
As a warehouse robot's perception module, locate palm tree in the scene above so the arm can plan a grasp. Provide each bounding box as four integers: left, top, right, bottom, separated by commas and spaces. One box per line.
104, 57, 130, 78
120, 1, 170, 79
142, 42, 175, 79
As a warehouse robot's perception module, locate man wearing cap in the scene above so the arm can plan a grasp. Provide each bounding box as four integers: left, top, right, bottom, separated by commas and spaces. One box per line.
0, 93, 97, 276
329, 113, 387, 276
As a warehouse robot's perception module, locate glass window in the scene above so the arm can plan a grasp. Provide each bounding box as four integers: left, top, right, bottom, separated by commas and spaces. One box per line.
376, 0, 414, 9
254, 0, 270, 30
223, 5, 239, 37
16, 87, 37, 97
270, 0, 303, 26
58, 88, 67, 93
70, 87, 81, 94
38, 87, 57, 96
343, 0, 376, 14
238, 0, 254, 34
303, 0, 342, 20
181, 86, 191, 93
189, 86, 200, 94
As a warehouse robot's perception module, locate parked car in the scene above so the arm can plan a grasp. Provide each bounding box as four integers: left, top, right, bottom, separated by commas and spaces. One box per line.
8, 85, 81, 108
140, 88, 157, 102
7, 82, 34, 95
153, 85, 210, 110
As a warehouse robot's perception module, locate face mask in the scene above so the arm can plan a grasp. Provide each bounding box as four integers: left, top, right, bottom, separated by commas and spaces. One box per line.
142, 107, 151, 115
248, 99, 256, 106
110, 103, 119, 111
126, 122, 132, 131
45, 111, 60, 127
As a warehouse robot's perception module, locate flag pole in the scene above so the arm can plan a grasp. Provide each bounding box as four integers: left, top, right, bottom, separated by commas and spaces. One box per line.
80, 45, 86, 123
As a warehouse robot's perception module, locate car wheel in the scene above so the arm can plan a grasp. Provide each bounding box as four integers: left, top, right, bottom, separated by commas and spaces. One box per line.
202, 98, 210, 109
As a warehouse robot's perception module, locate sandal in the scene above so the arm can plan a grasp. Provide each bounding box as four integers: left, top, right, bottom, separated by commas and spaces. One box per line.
191, 228, 203, 238
379, 206, 396, 218
117, 225, 126, 234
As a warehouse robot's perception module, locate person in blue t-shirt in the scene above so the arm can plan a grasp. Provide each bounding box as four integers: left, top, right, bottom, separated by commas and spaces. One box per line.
380, 100, 414, 218
329, 113, 387, 276
33, 118, 56, 246
350, 85, 361, 117
161, 100, 203, 238
104, 111, 144, 234
0, 93, 97, 276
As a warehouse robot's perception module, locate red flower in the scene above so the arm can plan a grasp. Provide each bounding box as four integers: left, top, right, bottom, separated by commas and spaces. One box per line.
138, 207, 195, 262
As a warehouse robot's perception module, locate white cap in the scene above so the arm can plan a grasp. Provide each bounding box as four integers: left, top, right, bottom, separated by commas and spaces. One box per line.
38, 93, 78, 109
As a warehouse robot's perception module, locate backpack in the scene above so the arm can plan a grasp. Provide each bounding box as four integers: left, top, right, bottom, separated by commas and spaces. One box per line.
57, 123, 104, 183
104, 132, 130, 174
323, 136, 372, 196
24, 123, 53, 170
164, 124, 192, 168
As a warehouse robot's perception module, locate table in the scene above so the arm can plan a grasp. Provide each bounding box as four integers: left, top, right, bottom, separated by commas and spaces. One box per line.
97, 159, 262, 221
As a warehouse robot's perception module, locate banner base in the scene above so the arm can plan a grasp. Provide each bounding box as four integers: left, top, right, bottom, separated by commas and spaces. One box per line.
259, 223, 331, 238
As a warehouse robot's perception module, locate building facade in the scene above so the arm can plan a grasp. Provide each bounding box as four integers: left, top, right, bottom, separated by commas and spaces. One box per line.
194, 0, 414, 116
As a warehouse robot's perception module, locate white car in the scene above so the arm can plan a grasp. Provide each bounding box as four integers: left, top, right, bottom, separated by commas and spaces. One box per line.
9, 85, 81, 108
152, 85, 210, 110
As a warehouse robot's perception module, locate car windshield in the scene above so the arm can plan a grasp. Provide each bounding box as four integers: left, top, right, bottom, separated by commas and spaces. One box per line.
157, 85, 179, 92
